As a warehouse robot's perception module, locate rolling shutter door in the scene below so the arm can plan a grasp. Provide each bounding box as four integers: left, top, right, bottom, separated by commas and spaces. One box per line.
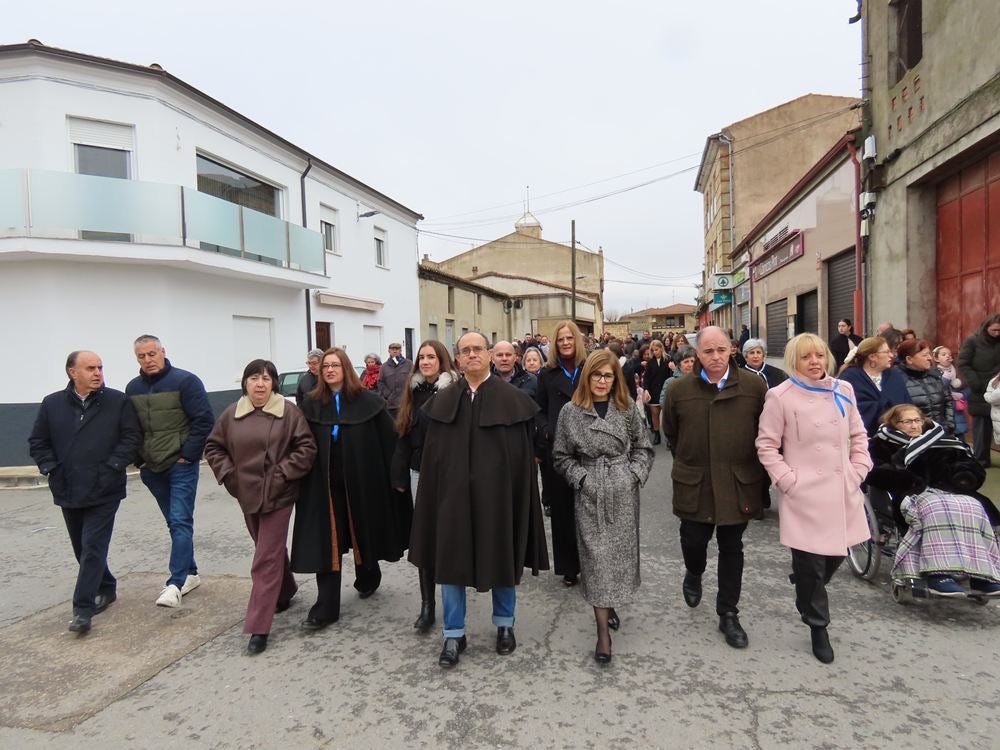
827, 251, 855, 340
765, 299, 788, 356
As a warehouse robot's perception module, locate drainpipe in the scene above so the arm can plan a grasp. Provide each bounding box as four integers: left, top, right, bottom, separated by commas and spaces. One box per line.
847, 142, 865, 332
719, 133, 736, 331
300, 159, 314, 349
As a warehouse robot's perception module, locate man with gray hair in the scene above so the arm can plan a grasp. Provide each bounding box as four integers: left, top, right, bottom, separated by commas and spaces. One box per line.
296, 348, 325, 405
126, 335, 214, 608
662, 326, 769, 649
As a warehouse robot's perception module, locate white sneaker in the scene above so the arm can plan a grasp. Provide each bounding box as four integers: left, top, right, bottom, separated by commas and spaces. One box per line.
181, 574, 202, 595
155, 584, 182, 608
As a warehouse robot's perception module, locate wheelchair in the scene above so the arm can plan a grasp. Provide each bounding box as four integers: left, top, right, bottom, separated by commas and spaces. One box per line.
846, 486, 993, 605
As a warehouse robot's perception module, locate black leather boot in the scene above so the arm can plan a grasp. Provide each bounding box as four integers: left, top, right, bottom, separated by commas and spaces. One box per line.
414, 567, 436, 633
810, 627, 834, 663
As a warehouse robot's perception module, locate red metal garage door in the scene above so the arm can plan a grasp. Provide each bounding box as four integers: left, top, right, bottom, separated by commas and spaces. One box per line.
936, 149, 1000, 350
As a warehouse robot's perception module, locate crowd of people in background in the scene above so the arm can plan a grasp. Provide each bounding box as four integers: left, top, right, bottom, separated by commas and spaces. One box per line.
27, 311, 1000, 669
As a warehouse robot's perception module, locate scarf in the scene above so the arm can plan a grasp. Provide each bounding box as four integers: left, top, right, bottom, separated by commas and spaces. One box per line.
788, 375, 853, 417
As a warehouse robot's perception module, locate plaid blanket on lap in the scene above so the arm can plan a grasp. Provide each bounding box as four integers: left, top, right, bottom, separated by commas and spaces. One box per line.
893, 488, 1000, 582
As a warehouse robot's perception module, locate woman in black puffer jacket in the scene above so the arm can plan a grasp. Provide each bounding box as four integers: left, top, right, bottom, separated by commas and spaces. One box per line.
958, 314, 1000, 467
896, 338, 954, 434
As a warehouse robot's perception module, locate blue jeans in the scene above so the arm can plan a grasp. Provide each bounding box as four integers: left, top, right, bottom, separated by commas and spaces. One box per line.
141, 460, 199, 588
441, 584, 515, 638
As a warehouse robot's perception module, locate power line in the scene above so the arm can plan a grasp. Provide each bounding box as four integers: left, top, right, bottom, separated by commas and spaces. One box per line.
423, 150, 705, 222
420, 104, 858, 231
605, 279, 698, 287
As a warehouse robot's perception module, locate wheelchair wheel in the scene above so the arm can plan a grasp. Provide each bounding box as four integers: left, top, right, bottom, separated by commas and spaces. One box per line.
847, 493, 882, 580
891, 582, 912, 604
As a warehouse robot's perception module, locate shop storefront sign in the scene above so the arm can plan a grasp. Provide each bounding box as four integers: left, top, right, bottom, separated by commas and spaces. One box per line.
750, 232, 804, 281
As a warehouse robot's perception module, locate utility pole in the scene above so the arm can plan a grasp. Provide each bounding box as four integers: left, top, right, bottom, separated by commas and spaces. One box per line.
571, 219, 577, 324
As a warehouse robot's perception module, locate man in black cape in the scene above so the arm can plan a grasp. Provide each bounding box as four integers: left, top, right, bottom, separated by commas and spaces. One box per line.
409, 331, 549, 668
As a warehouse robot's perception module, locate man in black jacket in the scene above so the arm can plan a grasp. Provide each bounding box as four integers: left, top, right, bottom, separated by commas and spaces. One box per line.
29, 351, 142, 634
490, 340, 537, 399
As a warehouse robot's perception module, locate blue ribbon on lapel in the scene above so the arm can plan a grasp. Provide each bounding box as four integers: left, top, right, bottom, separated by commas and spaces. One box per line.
788, 376, 852, 417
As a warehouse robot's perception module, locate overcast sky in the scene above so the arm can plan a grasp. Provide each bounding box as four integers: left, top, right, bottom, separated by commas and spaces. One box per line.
6, 0, 861, 314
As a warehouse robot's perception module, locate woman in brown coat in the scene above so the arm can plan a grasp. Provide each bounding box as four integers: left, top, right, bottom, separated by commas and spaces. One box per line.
205, 359, 317, 655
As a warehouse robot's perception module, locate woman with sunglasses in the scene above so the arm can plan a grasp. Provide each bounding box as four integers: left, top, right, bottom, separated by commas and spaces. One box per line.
552, 349, 654, 665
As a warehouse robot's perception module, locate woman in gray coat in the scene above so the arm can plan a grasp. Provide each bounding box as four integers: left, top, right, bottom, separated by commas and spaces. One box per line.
553, 349, 654, 665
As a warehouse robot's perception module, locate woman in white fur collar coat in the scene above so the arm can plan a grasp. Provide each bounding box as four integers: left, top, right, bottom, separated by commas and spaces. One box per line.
390, 339, 457, 633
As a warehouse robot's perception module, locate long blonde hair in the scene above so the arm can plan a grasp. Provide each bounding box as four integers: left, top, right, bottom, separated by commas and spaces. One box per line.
546, 320, 587, 368
572, 349, 630, 412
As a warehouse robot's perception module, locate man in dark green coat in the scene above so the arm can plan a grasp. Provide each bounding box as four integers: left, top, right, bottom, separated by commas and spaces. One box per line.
662, 326, 768, 650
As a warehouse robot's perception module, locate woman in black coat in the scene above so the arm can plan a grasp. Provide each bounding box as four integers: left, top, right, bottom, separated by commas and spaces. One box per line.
642, 339, 670, 445
535, 320, 587, 586
292, 347, 412, 630
390, 339, 456, 633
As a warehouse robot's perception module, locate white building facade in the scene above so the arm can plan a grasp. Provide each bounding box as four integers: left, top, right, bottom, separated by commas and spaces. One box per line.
0, 42, 422, 466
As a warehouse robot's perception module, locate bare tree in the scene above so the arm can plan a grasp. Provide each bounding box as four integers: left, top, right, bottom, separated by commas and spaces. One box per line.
604, 308, 623, 322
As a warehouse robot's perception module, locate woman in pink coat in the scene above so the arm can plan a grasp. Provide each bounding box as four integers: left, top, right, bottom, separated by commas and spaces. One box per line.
755, 333, 872, 665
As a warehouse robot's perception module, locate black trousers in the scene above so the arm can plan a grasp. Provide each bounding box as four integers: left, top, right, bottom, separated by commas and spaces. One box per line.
791, 549, 844, 628
62, 500, 120, 617
542, 460, 580, 577
679, 520, 747, 616
311, 561, 383, 621
971, 413, 993, 467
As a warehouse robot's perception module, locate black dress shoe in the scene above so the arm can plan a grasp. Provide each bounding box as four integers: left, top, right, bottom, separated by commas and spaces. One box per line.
300, 615, 337, 631
544, 505, 552, 517
682, 572, 702, 608
275, 600, 291, 613
607, 608, 621, 631
562, 575, 578, 587
413, 601, 436, 633
496, 626, 516, 655
810, 627, 834, 664
718, 613, 748, 649
358, 588, 378, 600
594, 647, 612, 665
68, 614, 91, 634
94, 592, 117, 615
438, 636, 467, 668
247, 634, 268, 655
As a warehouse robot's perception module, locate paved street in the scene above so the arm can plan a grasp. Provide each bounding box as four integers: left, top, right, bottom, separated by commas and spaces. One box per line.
2, 452, 1000, 750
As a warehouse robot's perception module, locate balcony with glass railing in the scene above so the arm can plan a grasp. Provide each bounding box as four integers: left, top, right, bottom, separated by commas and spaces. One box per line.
0, 169, 326, 280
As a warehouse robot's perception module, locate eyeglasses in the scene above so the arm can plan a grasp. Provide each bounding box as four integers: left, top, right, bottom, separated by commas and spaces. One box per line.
896, 418, 922, 426
590, 372, 614, 382
321, 363, 343, 370
459, 345, 487, 356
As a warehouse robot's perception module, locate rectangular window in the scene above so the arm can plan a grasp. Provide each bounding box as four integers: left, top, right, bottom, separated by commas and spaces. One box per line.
889, 0, 923, 86
447, 286, 455, 314
320, 205, 339, 255
374, 227, 388, 268
445, 320, 455, 350
404, 328, 414, 360
428, 323, 438, 341
75, 143, 131, 242
197, 154, 279, 217
476, 294, 483, 314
